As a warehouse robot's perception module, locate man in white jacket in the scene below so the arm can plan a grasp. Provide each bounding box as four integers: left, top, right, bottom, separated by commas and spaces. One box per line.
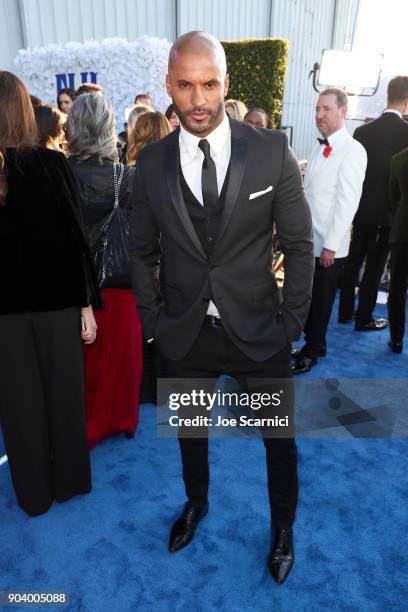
292, 88, 367, 374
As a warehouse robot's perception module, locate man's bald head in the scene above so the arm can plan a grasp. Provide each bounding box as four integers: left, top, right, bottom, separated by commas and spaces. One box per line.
168, 31, 227, 75
166, 31, 229, 137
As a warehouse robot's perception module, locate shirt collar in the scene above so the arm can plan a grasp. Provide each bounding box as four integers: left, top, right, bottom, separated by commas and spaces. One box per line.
318, 126, 347, 147
383, 109, 402, 118
179, 113, 230, 159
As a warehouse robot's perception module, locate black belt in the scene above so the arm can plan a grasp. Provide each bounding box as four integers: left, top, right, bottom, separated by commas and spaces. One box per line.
205, 315, 223, 328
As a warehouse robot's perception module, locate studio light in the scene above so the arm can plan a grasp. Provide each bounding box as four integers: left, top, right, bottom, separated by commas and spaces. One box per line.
309, 49, 383, 96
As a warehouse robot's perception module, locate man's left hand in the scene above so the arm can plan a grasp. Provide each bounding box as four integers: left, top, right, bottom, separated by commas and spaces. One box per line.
319, 248, 336, 267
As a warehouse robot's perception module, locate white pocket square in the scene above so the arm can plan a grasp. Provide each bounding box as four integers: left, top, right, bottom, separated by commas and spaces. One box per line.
249, 186, 273, 200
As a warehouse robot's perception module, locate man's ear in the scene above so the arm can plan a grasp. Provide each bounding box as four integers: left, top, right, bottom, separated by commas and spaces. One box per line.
165, 74, 171, 97
341, 104, 348, 119
224, 74, 230, 98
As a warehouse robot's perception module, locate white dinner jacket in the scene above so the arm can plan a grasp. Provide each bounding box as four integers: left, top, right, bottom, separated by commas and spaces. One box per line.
304, 127, 367, 258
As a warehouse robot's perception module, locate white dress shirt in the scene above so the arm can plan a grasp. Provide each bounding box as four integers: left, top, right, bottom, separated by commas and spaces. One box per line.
179, 114, 231, 317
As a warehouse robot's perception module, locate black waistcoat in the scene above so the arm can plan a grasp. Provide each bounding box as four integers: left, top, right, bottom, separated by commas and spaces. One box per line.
179, 164, 230, 258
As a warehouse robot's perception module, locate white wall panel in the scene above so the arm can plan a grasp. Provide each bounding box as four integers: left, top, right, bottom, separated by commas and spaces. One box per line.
20, 0, 175, 47
332, 0, 360, 49
0, 0, 24, 71
177, 0, 271, 39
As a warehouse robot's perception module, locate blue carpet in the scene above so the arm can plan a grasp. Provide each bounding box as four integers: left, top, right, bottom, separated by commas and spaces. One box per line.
1, 295, 407, 611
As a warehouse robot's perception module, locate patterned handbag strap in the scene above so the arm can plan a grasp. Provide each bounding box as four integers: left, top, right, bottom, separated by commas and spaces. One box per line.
98, 163, 125, 234
113, 162, 125, 209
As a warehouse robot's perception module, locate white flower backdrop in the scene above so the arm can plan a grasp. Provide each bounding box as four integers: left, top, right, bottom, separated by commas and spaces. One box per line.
15, 36, 172, 127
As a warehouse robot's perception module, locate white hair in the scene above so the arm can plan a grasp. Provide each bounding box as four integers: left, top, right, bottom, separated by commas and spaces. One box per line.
67, 93, 118, 163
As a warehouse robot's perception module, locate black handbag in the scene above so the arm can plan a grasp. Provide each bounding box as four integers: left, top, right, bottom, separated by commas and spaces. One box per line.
94, 162, 131, 288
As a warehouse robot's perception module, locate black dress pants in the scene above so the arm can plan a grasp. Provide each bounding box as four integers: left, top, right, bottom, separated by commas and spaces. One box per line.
388, 243, 408, 343
0, 307, 91, 516
162, 320, 297, 529
140, 336, 160, 404
303, 257, 345, 358
339, 223, 390, 324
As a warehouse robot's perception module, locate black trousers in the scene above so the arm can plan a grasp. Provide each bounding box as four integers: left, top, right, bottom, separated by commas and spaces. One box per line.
162, 320, 297, 529
388, 243, 408, 343
303, 257, 345, 358
339, 223, 390, 324
0, 307, 91, 516
140, 336, 160, 404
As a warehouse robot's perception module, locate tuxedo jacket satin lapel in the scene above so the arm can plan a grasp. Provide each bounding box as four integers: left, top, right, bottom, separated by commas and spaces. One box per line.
303, 144, 321, 188
165, 129, 207, 260
213, 122, 248, 254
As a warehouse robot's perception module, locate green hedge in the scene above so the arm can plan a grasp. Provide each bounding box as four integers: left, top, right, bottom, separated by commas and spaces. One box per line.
221, 38, 288, 128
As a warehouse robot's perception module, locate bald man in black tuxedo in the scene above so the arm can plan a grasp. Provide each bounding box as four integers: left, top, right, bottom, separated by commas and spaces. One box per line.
129, 31, 314, 584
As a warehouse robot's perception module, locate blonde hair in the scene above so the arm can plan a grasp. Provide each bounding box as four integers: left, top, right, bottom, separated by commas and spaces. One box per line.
225, 99, 248, 121
127, 111, 171, 164
127, 105, 151, 134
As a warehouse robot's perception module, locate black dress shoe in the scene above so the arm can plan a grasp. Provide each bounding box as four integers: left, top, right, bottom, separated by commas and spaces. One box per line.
168, 502, 208, 553
268, 528, 294, 585
355, 318, 388, 331
389, 340, 403, 353
291, 346, 326, 358
292, 355, 317, 374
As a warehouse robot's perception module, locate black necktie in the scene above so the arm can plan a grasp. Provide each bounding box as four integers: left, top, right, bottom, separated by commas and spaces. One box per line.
198, 139, 218, 208
317, 137, 329, 146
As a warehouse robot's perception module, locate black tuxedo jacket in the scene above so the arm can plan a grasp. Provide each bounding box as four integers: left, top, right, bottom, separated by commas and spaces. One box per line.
353, 112, 408, 227
128, 118, 314, 361
389, 147, 408, 244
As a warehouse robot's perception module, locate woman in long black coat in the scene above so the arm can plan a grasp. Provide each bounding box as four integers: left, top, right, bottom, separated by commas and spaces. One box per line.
0, 71, 100, 516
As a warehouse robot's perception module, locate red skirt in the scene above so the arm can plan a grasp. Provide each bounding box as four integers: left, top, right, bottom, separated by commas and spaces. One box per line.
84, 288, 143, 449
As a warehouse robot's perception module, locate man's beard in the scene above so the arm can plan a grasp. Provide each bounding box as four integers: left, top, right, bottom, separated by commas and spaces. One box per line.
172, 101, 224, 135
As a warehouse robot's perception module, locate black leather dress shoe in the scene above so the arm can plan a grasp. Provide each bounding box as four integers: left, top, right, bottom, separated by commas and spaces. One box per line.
291, 346, 326, 358
168, 502, 208, 553
292, 355, 317, 374
389, 340, 403, 353
355, 318, 388, 331
268, 528, 294, 585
